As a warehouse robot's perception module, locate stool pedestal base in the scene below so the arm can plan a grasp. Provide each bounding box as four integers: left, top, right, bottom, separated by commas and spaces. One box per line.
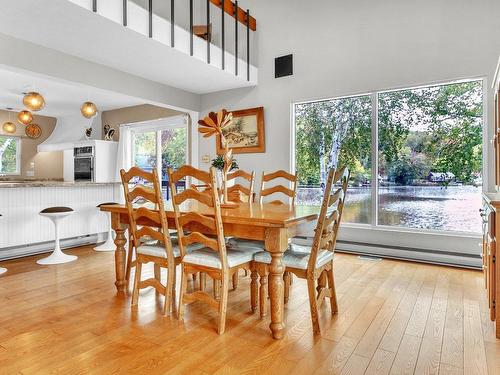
38, 211, 77, 265
93, 235, 116, 252
37, 251, 77, 265
93, 212, 116, 252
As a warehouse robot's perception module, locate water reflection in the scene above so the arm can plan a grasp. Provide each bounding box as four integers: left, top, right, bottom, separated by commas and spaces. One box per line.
298, 186, 481, 233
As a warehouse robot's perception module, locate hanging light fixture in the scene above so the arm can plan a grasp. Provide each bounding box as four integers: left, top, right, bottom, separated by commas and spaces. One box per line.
23, 92, 45, 112
2, 121, 16, 134
80, 101, 98, 118
17, 110, 33, 125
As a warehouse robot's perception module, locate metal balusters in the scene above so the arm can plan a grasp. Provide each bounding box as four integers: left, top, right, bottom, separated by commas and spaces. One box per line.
221, 0, 225, 69
171, 0, 175, 47
89, 0, 253, 77
234, 1, 238, 76
148, 0, 153, 38
123, 0, 127, 26
246, 8, 250, 81
190, 0, 193, 56
206, 0, 210, 63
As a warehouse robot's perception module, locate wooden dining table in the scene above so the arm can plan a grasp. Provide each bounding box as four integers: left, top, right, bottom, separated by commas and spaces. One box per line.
100, 201, 318, 339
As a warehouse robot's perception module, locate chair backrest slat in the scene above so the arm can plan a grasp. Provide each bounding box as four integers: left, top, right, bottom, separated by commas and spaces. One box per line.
128, 185, 159, 204
135, 226, 164, 243
168, 166, 228, 268
133, 206, 162, 225
171, 165, 212, 185
178, 211, 217, 232
307, 166, 349, 273
226, 169, 255, 203
174, 188, 214, 207
259, 169, 297, 205
120, 166, 175, 260
182, 232, 219, 251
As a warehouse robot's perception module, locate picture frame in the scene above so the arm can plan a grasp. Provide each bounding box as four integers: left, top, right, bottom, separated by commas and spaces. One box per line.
216, 106, 265, 154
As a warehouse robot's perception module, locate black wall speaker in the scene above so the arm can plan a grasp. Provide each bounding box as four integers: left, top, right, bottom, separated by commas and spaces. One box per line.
275, 54, 293, 78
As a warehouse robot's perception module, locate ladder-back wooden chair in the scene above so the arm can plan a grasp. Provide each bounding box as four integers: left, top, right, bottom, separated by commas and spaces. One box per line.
168, 165, 259, 334
254, 167, 350, 334
120, 167, 178, 316
259, 170, 297, 205
225, 169, 255, 288
226, 169, 255, 203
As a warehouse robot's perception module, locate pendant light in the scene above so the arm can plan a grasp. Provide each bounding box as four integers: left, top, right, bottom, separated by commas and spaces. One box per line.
81, 101, 98, 118
2, 110, 16, 134
2, 121, 16, 134
23, 92, 45, 112
17, 110, 33, 125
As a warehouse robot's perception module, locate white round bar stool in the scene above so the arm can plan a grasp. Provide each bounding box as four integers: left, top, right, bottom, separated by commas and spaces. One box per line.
37, 207, 77, 265
93, 202, 118, 252
0, 214, 5, 274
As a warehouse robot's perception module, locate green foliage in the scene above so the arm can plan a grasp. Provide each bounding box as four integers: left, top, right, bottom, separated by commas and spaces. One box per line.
132, 129, 187, 177
211, 154, 238, 171
295, 96, 371, 186
296, 80, 483, 186
161, 128, 186, 170
0, 136, 18, 174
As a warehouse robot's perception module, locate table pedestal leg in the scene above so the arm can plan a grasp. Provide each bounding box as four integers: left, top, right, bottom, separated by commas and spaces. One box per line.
111, 213, 127, 293
265, 227, 288, 340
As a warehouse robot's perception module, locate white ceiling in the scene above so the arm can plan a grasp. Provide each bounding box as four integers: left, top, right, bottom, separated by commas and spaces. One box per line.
0, 0, 256, 95
0, 67, 143, 117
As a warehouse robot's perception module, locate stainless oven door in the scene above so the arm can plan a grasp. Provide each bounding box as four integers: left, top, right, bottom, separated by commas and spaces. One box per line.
74, 156, 94, 181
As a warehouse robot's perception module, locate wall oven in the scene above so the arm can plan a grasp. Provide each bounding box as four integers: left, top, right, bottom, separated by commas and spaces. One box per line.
74, 146, 94, 182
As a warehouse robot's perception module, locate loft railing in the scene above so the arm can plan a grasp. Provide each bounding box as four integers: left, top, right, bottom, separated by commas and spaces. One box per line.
90, 0, 256, 81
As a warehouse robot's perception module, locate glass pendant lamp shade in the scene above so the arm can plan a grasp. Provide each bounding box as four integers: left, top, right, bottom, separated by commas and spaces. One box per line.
2, 121, 16, 134
23, 92, 45, 111
81, 101, 98, 118
17, 110, 33, 125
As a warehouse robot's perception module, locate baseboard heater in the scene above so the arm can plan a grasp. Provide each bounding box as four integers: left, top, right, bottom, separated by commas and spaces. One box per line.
0, 234, 100, 261
292, 237, 482, 270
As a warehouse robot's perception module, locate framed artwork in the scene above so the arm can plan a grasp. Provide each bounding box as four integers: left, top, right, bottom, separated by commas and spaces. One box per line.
217, 106, 265, 154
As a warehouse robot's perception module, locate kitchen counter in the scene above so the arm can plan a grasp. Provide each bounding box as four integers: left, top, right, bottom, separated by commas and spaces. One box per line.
0, 180, 119, 188
0, 182, 118, 253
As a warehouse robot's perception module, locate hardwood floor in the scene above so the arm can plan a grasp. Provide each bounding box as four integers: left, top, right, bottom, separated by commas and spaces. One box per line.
0, 246, 498, 374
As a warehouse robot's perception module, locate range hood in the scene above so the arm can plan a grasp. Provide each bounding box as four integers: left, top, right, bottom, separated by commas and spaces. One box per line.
37, 114, 102, 152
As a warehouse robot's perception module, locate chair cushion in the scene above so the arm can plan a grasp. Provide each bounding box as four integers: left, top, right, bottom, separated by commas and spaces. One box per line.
183, 247, 255, 269
253, 243, 334, 270
137, 237, 203, 258
226, 238, 265, 253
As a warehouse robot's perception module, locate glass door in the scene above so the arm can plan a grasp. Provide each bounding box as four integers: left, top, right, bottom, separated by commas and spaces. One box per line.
131, 123, 187, 199
160, 126, 187, 199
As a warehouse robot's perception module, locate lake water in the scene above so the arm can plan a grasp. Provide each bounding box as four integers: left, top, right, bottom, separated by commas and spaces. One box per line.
297, 185, 482, 234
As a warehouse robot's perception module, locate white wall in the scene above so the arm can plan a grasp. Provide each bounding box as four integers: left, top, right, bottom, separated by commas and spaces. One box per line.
200, 0, 500, 193
198, 0, 500, 263
0, 32, 200, 112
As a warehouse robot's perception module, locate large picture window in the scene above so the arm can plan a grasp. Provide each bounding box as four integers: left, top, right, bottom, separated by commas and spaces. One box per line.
294, 80, 483, 234
0, 136, 21, 175
295, 95, 372, 224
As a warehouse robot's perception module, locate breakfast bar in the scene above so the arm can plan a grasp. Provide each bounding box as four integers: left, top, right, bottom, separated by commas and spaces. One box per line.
0, 180, 117, 254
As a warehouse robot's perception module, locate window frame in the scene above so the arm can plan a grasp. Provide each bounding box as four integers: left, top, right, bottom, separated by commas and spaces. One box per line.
0, 135, 21, 176
291, 77, 486, 237
126, 116, 189, 198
